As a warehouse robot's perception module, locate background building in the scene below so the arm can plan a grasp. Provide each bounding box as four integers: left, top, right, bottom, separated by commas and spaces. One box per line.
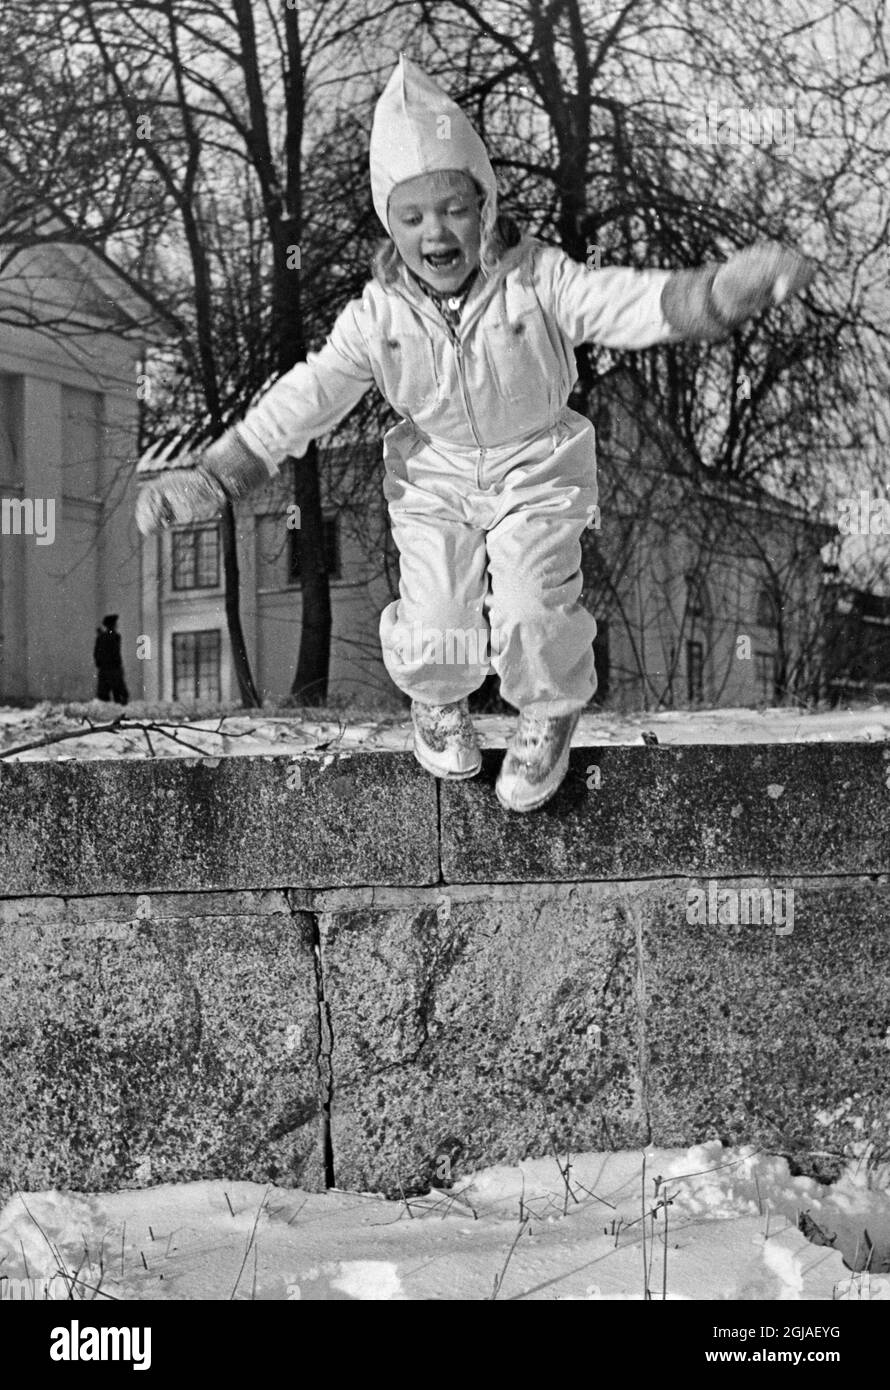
581, 371, 834, 710
137, 443, 396, 706
0, 240, 149, 702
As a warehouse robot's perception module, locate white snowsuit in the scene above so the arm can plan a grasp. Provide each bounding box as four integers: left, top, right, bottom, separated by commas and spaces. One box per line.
232, 236, 678, 713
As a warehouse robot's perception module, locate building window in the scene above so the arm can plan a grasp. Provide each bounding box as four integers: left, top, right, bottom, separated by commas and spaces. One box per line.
593, 619, 610, 705
172, 630, 221, 702
686, 639, 704, 705
686, 572, 708, 623
756, 586, 779, 629
172, 525, 220, 590
755, 650, 777, 703
61, 385, 102, 500
289, 515, 341, 584
0, 376, 22, 487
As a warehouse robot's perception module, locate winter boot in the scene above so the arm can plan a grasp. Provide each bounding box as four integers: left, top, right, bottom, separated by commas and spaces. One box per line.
496, 709, 581, 812
411, 698, 482, 779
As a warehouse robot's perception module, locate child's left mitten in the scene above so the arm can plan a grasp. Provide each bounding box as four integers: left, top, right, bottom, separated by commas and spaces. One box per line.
711, 243, 816, 324
135, 432, 271, 535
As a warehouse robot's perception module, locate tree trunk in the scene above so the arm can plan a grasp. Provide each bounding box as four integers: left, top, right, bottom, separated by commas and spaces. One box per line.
288, 442, 331, 705
220, 500, 260, 707
236, 0, 333, 708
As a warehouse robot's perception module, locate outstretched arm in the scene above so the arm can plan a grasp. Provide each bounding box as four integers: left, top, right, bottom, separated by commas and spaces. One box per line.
538, 241, 815, 351
136, 298, 375, 535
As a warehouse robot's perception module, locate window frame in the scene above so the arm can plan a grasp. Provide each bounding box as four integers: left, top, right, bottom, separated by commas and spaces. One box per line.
171, 524, 222, 592
686, 638, 704, 705
754, 649, 777, 703
756, 586, 779, 630
171, 628, 222, 702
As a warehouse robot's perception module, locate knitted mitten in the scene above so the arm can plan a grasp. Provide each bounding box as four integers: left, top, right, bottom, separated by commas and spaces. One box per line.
135, 432, 271, 535
661, 242, 815, 341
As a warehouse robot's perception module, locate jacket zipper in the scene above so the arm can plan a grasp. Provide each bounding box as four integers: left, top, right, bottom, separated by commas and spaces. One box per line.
452, 337, 486, 486
392, 281, 487, 479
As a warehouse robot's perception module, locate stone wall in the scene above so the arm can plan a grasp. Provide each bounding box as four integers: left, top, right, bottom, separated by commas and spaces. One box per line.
1, 746, 888, 1199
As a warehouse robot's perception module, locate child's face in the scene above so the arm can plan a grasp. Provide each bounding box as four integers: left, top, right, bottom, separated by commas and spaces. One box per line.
388, 170, 482, 291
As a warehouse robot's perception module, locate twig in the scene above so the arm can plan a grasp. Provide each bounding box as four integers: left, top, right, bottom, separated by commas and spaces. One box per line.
18, 1198, 76, 1299
641, 1152, 650, 1300
145, 725, 217, 757
489, 1216, 531, 1301
59, 1270, 120, 1301
0, 716, 255, 762
864, 1229, 875, 1272
552, 1146, 580, 1214
286, 1199, 308, 1226
229, 1186, 270, 1300
0, 720, 126, 758
68, 1249, 88, 1301
571, 1179, 617, 1209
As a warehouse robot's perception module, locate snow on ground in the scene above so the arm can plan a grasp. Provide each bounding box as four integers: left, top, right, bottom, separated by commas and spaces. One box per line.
1, 1143, 888, 1301
1, 701, 890, 761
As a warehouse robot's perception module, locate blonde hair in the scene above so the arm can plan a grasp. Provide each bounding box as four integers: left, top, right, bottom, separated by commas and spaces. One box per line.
373, 173, 521, 287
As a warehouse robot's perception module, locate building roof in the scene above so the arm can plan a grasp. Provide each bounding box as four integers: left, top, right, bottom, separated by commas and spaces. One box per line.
0, 172, 168, 338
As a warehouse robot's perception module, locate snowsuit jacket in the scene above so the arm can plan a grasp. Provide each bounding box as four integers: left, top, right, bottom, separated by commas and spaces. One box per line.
224, 233, 687, 714
233, 234, 680, 470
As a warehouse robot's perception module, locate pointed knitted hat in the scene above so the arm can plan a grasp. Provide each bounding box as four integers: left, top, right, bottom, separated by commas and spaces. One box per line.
369, 56, 497, 231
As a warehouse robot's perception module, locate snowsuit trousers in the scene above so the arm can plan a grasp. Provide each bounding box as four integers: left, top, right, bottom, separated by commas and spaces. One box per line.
379, 409, 598, 715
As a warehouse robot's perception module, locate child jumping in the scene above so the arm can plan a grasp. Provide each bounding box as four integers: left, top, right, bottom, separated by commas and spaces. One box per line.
136, 56, 814, 812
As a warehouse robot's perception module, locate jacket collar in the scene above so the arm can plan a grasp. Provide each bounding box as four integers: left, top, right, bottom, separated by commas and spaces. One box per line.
389, 234, 535, 338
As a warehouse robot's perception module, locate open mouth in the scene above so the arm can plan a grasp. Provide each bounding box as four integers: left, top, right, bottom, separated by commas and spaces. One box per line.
423, 248, 462, 273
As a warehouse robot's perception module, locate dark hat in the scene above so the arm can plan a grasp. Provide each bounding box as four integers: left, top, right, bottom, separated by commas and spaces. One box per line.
102, 614, 119, 627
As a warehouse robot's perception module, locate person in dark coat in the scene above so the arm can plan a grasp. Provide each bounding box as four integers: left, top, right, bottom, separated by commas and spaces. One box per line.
94, 614, 129, 704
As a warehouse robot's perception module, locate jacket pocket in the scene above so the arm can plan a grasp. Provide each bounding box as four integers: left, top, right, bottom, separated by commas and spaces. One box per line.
481, 306, 560, 415
370, 331, 439, 417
